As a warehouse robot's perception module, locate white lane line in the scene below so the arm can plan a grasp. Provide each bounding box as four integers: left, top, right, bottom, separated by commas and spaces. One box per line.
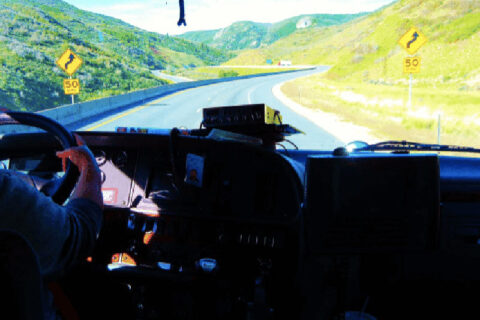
247, 83, 264, 104
247, 82, 268, 104
196, 107, 203, 113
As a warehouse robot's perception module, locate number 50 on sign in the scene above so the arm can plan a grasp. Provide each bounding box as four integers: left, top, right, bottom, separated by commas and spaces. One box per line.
63, 79, 80, 95
404, 57, 421, 74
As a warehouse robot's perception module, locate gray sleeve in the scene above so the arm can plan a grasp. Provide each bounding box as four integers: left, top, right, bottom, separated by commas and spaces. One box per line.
0, 172, 103, 276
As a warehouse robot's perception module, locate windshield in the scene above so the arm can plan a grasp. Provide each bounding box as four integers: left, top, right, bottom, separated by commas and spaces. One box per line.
1, 0, 479, 150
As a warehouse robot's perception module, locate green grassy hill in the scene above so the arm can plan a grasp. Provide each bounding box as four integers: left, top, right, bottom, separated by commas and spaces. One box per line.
178, 21, 269, 50
227, 0, 480, 82
177, 13, 367, 51
0, 0, 232, 112
233, 0, 480, 146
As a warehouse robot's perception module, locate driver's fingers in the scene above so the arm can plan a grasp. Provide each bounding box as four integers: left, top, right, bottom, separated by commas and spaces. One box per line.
56, 150, 72, 172
56, 150, 72, 158
73, 133, 86, 146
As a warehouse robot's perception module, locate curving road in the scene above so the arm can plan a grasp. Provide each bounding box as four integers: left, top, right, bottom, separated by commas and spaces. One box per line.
151, 70, 193, 83
80, 67, 344, 150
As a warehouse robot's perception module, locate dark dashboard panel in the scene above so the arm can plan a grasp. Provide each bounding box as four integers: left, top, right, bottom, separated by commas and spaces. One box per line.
4, 131, 480, 318
3, 131, 480, 260
81, 132, 304, 278
86, 132, 303, 222
96, 149, 137, 207
305, 154, 440, 253
77, 132, 305, 318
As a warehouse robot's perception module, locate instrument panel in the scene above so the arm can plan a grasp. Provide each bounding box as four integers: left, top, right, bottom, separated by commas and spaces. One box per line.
84, 132, 304, 275
94, 134, 303, 222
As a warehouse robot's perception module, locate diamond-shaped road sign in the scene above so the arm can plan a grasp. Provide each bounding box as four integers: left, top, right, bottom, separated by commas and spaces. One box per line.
398, 27, 428, 55
56, 49, 83, 76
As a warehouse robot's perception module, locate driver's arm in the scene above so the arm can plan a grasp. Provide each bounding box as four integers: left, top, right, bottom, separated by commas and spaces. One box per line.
56, 139, 103, 209
0, 138, 103, 277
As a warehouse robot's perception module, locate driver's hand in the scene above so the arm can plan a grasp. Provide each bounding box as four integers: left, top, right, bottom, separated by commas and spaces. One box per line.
56, 134, 103, 208
56, 134, 99, 173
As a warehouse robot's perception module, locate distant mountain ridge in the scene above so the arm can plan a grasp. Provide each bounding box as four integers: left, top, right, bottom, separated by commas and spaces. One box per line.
0, 0, 232, 111
177, 13, 368, 50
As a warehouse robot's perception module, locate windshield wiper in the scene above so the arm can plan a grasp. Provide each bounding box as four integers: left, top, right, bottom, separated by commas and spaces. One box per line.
351, 140, 480, 154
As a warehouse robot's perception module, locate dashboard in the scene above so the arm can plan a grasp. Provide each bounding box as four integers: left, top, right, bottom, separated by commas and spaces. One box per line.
2, 130, 480, 319
86, 131, 303, 265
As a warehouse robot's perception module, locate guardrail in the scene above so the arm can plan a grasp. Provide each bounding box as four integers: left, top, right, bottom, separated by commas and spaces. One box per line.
37, 67, 316, 130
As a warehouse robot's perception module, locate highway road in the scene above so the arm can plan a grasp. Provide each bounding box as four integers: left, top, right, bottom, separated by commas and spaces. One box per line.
151, 70, 192, 83
80, 67, 344, 150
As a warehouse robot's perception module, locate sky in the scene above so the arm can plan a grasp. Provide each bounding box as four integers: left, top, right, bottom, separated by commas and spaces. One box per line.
64, 0, 396, 35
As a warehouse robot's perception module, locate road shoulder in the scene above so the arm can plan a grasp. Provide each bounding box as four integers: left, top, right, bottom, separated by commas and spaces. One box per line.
272, 81, 379, 144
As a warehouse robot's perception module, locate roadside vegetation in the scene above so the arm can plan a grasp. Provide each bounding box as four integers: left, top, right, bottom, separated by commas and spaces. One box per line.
271, 0, 480, 146
0, 0, 232, 112
283, 77, 480, 146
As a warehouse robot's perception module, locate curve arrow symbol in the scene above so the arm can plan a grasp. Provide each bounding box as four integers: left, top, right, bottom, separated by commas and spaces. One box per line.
407, 32, 419, 49
65, 54, 75, 70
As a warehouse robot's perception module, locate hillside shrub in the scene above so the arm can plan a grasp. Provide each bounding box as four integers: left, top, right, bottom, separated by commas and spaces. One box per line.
218, 69, 239, 78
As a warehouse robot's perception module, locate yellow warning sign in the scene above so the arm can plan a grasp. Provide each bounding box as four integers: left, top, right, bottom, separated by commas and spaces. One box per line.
398, 27, 428, 55
56, 49, 83, 76
403, 56, 421, 74
63, 79, 80, 95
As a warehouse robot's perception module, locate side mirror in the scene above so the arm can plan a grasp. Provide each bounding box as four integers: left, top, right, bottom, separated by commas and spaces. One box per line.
345, 140, 369, 152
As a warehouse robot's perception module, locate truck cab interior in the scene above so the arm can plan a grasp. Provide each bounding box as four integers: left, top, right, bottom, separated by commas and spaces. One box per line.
1, 108, 480, 319
2, 0, 480, 319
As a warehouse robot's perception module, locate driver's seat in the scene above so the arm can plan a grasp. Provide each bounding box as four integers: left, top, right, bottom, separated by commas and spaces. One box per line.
0, 230, 45, 320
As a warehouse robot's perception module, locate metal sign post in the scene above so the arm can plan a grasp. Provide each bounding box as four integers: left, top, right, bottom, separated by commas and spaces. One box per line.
408, 73, 412, 107
70, 76, 74, 104
437, 113, 441, 145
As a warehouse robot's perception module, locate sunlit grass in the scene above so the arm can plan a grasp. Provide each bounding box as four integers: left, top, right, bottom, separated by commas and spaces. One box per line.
223, 0, 480, 147
282, 75, 480, 147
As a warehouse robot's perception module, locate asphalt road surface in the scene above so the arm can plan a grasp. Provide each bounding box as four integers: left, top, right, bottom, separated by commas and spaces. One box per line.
151, 70, 192, 83
81, 67, 344, 150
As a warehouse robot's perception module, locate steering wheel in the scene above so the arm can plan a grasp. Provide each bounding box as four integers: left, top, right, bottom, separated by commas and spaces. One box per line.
0, 111, 79, 204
